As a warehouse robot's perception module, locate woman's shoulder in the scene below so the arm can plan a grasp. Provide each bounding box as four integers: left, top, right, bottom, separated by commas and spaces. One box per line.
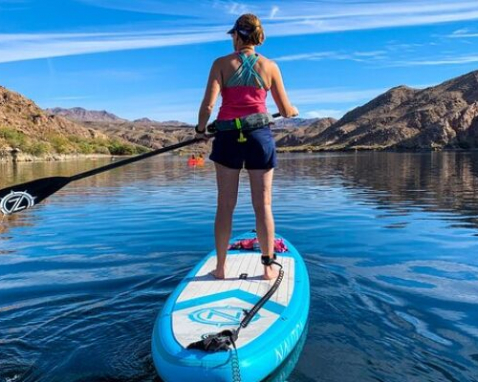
215, 52, 239, 63
210, 53, 237, 70
256, 53, 277, 70
213, 52, 276, 72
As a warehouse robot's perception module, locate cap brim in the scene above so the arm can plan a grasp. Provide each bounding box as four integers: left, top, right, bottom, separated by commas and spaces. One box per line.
227, 27, 235, 34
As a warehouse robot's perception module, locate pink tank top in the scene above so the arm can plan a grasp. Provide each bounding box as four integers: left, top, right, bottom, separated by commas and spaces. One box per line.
217, 52, 268, 121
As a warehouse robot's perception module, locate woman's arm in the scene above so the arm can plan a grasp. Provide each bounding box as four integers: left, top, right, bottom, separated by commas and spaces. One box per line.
197, 59, 222, 132
270, 62, 298, 118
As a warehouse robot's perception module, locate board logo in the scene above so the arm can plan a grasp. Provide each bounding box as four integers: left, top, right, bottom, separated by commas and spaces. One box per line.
0, 191, 35, 215
189, 306, 261, 326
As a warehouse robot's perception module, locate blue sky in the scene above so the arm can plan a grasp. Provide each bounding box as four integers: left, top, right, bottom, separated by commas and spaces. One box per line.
0, 0, 478, 123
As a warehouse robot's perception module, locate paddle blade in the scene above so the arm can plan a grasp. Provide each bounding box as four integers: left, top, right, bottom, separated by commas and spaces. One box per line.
0, 176, 71, 215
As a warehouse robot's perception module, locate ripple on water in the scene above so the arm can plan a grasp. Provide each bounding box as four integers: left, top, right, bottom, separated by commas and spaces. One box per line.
1, 153, 478, 382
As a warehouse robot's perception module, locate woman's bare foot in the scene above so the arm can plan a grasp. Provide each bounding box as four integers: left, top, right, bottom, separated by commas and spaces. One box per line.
210, 267, 226, 279
263, 265, 279, 280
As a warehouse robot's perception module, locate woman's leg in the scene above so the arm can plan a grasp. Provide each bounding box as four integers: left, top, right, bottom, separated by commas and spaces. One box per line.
248, 168, 279, 280
213, 162, 241, 279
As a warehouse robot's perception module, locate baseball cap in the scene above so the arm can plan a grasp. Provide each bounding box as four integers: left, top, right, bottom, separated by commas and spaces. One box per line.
227, 21, 254, 37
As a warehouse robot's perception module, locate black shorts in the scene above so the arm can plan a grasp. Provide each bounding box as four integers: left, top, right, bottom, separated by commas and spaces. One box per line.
209, 126, 277, 170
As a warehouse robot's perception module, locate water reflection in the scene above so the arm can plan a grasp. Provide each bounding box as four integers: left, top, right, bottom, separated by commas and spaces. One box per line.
1, 152, 478, 382
3, 152, 478, 230
276, 151, 478, 230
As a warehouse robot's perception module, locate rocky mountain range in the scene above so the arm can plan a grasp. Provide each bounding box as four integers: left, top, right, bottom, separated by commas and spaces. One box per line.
0, 89, 105, 140
50, 69, 478, 152
48, 107, 191, 128
2, 69, 478, 161
45, 107, 127, 123
306, 70, 478, 151
274, 118, 336, 147
45, 107, 196, 150
47, 110, 327, 154
0, 87, 145, 161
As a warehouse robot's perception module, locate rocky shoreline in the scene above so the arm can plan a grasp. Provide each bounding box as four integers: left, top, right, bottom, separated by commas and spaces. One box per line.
0, 148, 115, 163
3, 145, 478, 164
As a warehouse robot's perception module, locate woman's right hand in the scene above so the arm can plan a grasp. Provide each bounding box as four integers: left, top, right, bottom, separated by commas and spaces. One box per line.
282, 106, 299, 118
289, 106, 299, 118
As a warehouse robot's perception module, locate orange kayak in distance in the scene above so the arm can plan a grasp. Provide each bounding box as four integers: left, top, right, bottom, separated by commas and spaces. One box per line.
187, 158, 205, 166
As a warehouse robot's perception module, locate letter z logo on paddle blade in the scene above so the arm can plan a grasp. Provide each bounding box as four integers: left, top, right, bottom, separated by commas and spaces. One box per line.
189, 306, 261, 326
0, 191, 35, 215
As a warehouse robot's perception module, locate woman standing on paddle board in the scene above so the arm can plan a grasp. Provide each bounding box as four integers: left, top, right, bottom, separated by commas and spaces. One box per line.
195, 13, 298, 280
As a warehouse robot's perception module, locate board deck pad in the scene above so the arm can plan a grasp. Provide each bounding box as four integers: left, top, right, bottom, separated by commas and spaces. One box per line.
172, 252, 295, 348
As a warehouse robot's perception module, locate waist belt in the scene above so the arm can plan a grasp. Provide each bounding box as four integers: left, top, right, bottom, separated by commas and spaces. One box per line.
213, 113, 274, 143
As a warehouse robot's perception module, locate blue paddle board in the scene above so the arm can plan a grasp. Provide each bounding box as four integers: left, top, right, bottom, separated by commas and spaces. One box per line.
152, 231, 310, 381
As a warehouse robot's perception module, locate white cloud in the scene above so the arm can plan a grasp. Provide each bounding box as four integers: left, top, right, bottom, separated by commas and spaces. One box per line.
0, 30, 226, 64
305, 109, 345, 119
269, 6, 280, 19
273, 50, 387, 62
447, 29, 478, 38
80, 1, 478, 23
226, 2, 250, 15
2, 1, 478, 64
273, 51, 340, 62
392, 55, 478, 66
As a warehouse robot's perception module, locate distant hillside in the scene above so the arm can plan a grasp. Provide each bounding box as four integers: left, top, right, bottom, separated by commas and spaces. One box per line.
132, 118, 190, 128
274, 117, 320, 129
80, 120, 197, 150
275, 118, 337, 148
0, 86, 147, 161
46, 108, 211, 153
48, 106, 323, 151
47, 107, 191, 128
45, 107, 127, 123
308, 70, 478, 150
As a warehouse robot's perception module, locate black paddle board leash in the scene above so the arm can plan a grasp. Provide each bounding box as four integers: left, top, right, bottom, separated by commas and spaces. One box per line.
187, 254, 284, 382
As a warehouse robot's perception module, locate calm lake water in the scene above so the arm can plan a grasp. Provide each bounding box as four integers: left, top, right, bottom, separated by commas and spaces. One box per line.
1, 152, 478, 382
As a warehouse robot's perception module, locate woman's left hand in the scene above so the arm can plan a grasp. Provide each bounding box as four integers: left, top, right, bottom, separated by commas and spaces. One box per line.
195, 132, 210, 141
195, 124, 211, 141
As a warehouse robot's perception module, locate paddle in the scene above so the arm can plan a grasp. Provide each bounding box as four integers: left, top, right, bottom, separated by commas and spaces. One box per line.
0, 113, 282, 215
0, 138, 202, 215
